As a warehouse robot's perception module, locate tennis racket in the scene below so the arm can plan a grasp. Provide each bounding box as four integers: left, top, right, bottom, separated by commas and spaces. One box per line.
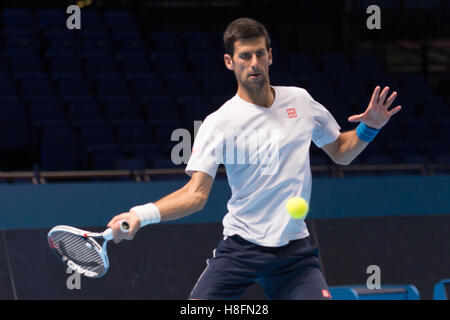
47, 220, 129, 278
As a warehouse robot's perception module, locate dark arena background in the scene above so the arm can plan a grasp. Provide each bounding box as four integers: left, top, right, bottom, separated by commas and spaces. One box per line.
0, 0, 449, 303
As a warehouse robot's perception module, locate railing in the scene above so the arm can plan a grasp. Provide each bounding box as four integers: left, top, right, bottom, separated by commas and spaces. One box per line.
0, 164, 448, 184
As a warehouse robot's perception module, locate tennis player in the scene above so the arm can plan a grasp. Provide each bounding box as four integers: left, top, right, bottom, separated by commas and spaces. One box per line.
107, 18, 401, 299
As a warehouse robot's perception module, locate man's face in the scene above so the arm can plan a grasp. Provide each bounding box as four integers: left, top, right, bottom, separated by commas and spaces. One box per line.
224, 36, 272, 92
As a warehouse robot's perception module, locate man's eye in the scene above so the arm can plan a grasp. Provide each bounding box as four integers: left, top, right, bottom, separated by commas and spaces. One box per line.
241, 53, 250, 60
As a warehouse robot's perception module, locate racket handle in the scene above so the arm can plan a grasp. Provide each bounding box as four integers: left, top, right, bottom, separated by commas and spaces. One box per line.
119, 220, 130, 233
103, 220, 130, 241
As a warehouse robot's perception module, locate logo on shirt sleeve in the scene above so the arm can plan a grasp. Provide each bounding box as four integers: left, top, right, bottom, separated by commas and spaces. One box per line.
286, 108, 298, 118
322, 289, 331, 298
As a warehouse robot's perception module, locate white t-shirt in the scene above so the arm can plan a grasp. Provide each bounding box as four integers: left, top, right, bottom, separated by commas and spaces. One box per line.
185, 86, 341, 247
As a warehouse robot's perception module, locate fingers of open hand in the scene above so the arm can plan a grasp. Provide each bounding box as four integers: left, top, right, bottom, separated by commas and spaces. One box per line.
370, 86, 381, 105
377, 86, 391, 105
388, 105, 402, 117
384, 91, 398, 109
348, 113, 365, 122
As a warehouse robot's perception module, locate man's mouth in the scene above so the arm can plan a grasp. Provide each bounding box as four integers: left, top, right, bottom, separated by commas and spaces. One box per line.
249, 73, 261, 78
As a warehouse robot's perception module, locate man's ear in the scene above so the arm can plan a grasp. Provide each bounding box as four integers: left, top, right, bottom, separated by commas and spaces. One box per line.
268, 48, 273, 66
224, 54, 234, 71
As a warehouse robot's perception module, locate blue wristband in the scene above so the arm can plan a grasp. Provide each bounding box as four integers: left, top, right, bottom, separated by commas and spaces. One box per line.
356, 123, 380, 142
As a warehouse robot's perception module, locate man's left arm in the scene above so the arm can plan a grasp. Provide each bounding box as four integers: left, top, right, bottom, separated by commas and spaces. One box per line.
322, 86, 402, 165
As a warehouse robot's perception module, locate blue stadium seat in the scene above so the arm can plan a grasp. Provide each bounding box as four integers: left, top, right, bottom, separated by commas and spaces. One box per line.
9, 57, 45, 79
37, 9, 66, 30
104, 10, 139, 31
334, 74, 368, 97
404, 0, 440, 8
402, 153, 430, 165
120, 57, 154, 78
0, 79, 17, 97
402, 119, 437, 142
116, 124, 154, 151
40, 126, 79, 170
388, 141, 424, 163
365, 154, 395, 165
268, 56, 287, 75
68, 102, 104, 124
284, 53, 318, 75
178, 94, 213, 122
81, 36, 114, 53
439, 126, 450, 141
434, 154, 450, 164
89, 144, 126, 170
20, 78, 55, 97
130, 143, 165, 167
270, 72, 298, 87
2, 9, 34, 27
113, 31, 146, 51
78, 29, 109, 40
45, 37, 80, 58
146, 95, 181, 124
198, 73, 235, 95
352, 53, 384, 74
152, 120, 186, 147
153, 157, 184, 169
104, 100, 140, 122
188, 52, 224, 74
163, 72, 201, 95
78, 124, 118, 170
369, 74, 401, 92
181, 31, 217, 54
422, 102, 450, 119
0, 106, 29, 149
5, 35, 40, 55
84, 57, 118, 81
97, 77, 130, 102
310, 153, 331, 166
305, 74, 336, 97
210, 94, 234, 108
401, 77, 433, 100
319, 53, 352, 73
150, 31, 183, 53
116, 158, 147, 170
29, 104, 66, 127
79, 9, 106, 29
151, 51, 187, 73
132, 77, 165, 102
57, 79, 92, 102
79, 125, 116, 149
21, 82, 58, 103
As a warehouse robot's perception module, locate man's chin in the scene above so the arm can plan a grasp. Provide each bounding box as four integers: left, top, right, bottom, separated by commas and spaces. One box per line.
243, 78, 266, 89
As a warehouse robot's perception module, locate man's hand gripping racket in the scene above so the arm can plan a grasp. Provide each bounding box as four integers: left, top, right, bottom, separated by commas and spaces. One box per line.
47, 212, 141, 278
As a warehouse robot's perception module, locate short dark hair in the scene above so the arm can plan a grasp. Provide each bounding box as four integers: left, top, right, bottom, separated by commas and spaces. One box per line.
223, 17, 271, 57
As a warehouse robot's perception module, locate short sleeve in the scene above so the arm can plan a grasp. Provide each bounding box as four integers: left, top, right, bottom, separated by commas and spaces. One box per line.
308, 93, 341, 148
185, 116, 224, 179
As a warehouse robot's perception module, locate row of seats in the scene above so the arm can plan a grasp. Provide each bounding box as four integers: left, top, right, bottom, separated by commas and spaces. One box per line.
0, 8, 449, 173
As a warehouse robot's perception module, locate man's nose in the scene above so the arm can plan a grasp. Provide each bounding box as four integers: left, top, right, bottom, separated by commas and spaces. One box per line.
250, 54, 258, 67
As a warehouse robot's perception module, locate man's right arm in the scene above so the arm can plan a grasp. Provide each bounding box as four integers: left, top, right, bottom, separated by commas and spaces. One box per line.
153, 171, 214, 222
107, 171, 214, 243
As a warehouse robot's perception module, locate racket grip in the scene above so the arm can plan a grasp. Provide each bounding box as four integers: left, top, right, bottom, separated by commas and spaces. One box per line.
120, 220, 130, 234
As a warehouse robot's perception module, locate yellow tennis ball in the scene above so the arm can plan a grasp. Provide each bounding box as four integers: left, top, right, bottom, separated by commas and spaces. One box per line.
286, 197, 309, 219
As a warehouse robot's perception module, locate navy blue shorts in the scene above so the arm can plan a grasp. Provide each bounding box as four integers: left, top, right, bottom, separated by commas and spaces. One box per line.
189, 235, 331, 300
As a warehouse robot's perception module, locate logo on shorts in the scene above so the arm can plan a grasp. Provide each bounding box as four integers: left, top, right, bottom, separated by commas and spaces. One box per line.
286, 108, 297, 118
322, 289, 331, 298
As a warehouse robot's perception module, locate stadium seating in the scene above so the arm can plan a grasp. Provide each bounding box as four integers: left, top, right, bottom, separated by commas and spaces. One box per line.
0, 8, 448, 173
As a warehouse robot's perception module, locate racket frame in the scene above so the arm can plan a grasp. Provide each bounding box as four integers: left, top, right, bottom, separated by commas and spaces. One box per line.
47, 226, 112, 278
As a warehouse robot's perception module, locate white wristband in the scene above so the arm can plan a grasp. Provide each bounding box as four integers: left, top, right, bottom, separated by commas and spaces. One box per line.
130, 203, 161, 227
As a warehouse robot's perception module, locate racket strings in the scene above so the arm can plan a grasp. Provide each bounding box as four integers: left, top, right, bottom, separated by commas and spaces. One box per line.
50, 231, 106, 275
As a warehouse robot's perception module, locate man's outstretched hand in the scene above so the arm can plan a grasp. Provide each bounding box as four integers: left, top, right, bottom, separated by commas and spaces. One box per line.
348, 86, 402, 129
